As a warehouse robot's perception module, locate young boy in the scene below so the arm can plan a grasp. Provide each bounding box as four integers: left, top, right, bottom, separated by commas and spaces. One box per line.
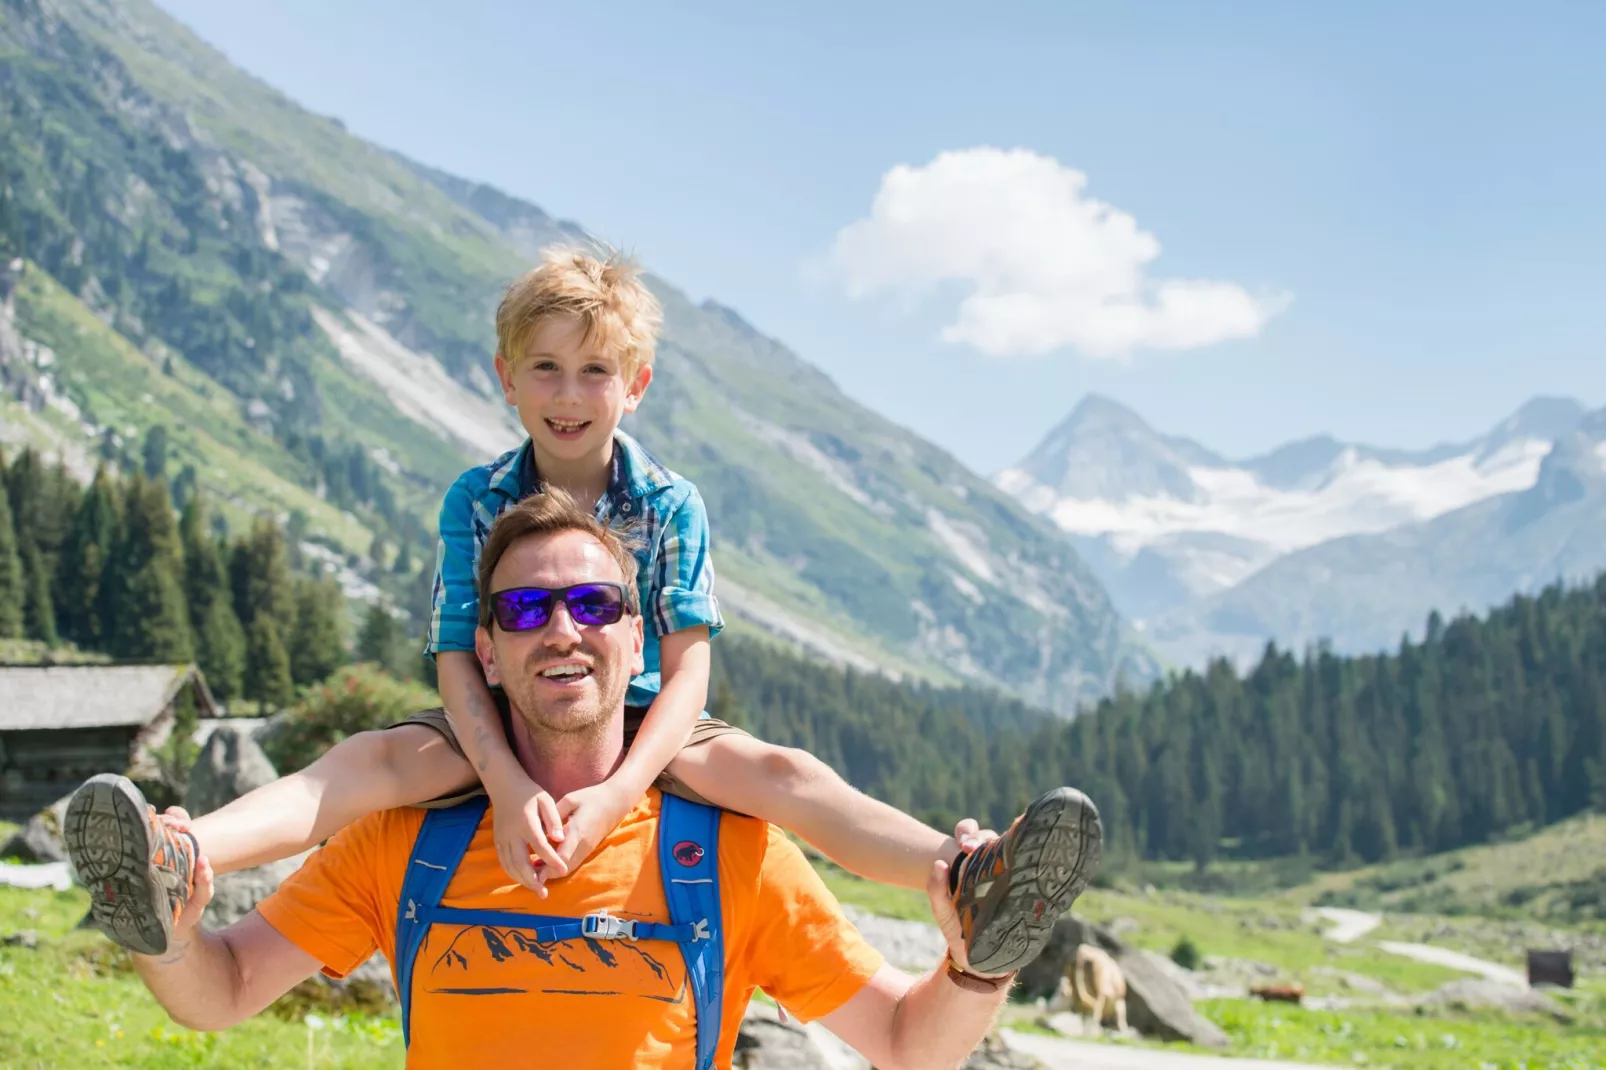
63, 246, 1103, 980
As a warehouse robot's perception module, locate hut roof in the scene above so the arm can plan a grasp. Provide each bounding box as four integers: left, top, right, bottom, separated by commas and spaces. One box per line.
0, 664, 217, 731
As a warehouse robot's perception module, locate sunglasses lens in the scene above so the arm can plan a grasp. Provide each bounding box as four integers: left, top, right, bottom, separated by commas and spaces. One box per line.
494, 589, 554, 631
565, 583, 625, 626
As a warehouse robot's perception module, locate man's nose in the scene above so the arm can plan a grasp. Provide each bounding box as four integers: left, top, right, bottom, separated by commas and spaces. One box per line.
540, 600, 583, 644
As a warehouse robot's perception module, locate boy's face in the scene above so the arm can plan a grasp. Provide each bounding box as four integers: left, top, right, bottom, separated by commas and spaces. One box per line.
495, 315, 652, 465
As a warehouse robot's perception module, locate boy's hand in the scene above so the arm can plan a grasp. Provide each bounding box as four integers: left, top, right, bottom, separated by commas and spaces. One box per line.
157, 807, 214, 946
554, 781, 633, 876
489, 775, 569, 894
929, 818, 1003, 977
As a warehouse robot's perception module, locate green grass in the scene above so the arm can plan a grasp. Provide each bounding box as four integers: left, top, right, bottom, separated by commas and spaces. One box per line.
1074, 887, 1465, 995
1193, 996, 1606, 1069
0, 886, 401, 1069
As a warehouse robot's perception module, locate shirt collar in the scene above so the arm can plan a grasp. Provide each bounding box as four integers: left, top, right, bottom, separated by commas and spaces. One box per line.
491, 430, 673, 515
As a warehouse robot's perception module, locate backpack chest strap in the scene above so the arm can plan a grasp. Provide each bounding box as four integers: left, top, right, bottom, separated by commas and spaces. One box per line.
423, 905, 712, 945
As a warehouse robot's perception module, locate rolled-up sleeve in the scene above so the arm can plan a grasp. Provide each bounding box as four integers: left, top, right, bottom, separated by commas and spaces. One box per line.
652, 485, 724, 639
425, 475, 483, 656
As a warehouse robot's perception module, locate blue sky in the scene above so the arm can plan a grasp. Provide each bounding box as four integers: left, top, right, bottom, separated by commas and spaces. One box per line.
158, 0, 1606, 474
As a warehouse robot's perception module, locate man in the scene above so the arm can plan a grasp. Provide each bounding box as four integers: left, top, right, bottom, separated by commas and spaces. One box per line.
130, 489, 1029, 1068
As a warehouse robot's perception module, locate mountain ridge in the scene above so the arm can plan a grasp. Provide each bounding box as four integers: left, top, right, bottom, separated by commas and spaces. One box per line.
0, 0, 1155, 712
996, 390, 1601, 666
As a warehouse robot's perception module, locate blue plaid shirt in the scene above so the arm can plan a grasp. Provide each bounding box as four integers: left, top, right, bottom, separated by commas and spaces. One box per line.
426, 431, 723, 707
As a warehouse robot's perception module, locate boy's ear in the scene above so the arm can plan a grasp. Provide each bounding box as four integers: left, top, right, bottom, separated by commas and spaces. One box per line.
475, 626, 502, 686
493, 352, 518, 405
622, 363, 653, 414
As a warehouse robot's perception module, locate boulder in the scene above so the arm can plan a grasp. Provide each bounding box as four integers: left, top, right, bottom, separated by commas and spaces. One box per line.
962, 1033, 1046, 1069
736, 1000, 867, 1069
1, 794, 71, 863
1015, 915, 1228, 1048
1420, 978, 1572, 1023
184, 723, 279, 818
840, 904, 947, 971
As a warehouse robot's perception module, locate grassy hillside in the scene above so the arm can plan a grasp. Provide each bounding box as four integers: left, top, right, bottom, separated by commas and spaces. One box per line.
1306, 811, 1606, 926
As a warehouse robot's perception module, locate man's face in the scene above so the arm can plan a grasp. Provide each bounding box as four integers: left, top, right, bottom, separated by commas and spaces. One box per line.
494, 315, 652, 466
475, 529, 644, 739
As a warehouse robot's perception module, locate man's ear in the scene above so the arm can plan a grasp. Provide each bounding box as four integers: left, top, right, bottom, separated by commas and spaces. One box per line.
475, 626, 502, 686
631, 615, 645, 677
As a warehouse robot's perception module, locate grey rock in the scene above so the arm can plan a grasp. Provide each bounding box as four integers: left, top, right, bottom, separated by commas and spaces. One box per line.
962, 1033, 1046, 1069
1016, 915, 1229, 1048
3, 928, 38, 949
840, 903, 947, 971
1420, 978, 1571, 1022
736, 1000, 866, 1069
0, 794, 71, 864
184, 723, 279, 818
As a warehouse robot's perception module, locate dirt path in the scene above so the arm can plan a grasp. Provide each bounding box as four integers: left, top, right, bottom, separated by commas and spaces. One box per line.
1311, 905, 1526, 987
1311, 906, 1382, 944
1374, 940, 1528, 987
1001, 1030, 1329, 1070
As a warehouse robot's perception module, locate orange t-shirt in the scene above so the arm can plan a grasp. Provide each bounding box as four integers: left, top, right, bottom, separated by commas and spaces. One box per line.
256, 789, 885, 1069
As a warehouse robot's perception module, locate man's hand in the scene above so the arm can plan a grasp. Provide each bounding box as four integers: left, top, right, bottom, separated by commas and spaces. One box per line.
927, 818, 1005, 977
552, 780, 632, 877
488, 774, 568, 894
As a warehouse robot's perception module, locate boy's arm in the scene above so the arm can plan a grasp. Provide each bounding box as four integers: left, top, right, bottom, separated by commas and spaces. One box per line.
428, 476, 565, 889
437, 650, 568, 889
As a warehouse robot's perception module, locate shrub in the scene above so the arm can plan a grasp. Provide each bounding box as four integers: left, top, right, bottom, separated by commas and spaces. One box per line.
259, 664, 439, 774
1171, 934, 1202, 971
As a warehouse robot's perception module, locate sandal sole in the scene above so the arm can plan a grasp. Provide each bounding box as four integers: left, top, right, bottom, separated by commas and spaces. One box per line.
965, 786, 1103, 976
63, 774, 175, 956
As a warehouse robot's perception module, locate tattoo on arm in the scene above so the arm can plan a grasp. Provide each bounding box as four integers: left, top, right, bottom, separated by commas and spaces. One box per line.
156, 935, 193, 967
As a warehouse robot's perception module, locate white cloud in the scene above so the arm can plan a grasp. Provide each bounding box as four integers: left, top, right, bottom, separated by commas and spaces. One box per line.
830, 147, 1287, 358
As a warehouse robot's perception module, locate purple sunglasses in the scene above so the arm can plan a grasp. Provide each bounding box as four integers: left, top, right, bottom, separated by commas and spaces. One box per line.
487, 583, 634, 632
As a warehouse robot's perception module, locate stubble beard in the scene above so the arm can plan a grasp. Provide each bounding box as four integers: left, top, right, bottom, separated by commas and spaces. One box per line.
505, 651, 628, 744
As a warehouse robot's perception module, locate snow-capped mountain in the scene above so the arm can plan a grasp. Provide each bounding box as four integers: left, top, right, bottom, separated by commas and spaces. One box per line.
995, 394, 1598, 664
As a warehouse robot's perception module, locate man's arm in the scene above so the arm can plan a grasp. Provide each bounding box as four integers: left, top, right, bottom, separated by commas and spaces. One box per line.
814, 847, 1013, 1070
131, 858, 324, 1031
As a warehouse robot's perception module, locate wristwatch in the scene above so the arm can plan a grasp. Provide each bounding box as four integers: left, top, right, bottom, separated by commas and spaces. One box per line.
944, 953, 1015, 993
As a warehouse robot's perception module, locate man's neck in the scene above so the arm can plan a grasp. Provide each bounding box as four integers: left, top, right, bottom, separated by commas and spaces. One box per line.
506, 705, 626, 801
528, 436, 614, 514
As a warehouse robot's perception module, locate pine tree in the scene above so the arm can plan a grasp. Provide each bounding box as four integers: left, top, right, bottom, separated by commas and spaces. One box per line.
289, 575, 347, 686
356, 601, 401, 670
19, 537, 57, 645
0, 486, 22, 639
179, 496, 245, 701
243, 614, 295, 711
141, 426, 168, 482
229, 515, 295, 635
55, 466, 120, 650
101, 473, 192, 662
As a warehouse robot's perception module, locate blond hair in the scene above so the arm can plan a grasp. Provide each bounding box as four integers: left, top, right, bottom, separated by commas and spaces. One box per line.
477, 487, 641, 628
495, 245, 664, 379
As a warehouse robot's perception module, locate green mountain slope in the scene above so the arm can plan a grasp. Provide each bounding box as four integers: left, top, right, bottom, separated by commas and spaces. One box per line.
0, 0, 1154, 711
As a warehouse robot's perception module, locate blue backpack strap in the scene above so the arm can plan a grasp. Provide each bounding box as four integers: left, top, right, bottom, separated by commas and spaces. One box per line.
658, 794, 724, 1070
395, 795, 488, 1046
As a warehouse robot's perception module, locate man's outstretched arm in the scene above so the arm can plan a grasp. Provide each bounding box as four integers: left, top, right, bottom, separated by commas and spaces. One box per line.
816, 850, 1013, 1070
132, 855, 323, 1031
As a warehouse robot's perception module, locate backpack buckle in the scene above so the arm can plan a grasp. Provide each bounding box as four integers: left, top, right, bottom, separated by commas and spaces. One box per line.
582, 911, 637, 940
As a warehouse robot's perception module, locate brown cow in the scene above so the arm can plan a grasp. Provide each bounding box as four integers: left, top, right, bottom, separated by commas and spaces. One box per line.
1251, 983, 1304, 1005
1060, 943, 1127, 1036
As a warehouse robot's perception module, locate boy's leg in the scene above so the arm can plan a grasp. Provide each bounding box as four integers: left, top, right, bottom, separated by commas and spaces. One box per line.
662, 726, 958, 886
665, 729, 1103, 976
63, 720, 476, 955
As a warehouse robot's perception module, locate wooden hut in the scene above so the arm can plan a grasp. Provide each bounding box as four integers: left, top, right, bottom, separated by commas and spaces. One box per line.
0, 664, 219, 821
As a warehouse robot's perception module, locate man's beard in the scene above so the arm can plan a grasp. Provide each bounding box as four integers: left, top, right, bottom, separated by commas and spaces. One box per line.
503, 647, 629, 742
